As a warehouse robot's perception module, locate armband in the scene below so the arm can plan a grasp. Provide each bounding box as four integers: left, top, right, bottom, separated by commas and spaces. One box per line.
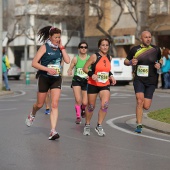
129, 60, 132, 65
60, 46, 65, 50
109, 71, 113, 77
88, 71, 94, 77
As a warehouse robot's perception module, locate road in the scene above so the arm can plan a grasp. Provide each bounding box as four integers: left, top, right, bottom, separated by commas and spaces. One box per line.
0, 79, 170, 170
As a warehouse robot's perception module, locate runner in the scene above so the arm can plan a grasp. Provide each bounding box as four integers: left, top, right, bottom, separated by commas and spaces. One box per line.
25, 26, 70, 140
67, 41, 90, 124
82, 38, 116, 136
124, 31, 161, 133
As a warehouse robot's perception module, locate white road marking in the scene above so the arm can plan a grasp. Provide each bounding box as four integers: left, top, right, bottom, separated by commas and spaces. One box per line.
111, 93, 134, 97
0, 108, 17, 111
106, 114, 170, 143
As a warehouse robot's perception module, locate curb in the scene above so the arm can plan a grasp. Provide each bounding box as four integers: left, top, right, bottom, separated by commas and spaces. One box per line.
0, 90, 14, 96
143, 113, 170, 135
126, 114, 170, 135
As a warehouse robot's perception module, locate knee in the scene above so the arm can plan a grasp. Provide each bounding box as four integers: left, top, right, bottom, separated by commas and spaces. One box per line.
137, 98, 144, 107
87, 104, 95, 112
101, 101, 109, 113
34, 103, 43, 110
143, 104, 150, 110
51, 102, 58, 109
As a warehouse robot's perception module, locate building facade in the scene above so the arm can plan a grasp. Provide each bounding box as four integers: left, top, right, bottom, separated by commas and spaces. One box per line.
84, 0, 170, 58
3, 0, 84, 75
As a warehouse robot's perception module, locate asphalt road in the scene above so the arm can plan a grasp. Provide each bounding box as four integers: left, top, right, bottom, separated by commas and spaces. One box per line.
0, 79, 170, 170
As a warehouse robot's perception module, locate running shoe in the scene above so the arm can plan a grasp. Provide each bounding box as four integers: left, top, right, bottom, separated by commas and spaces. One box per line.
48, 131, 60, 140
25, 113, 35, 127
135, 125, 143, 133
83, 124, 90, 136
75, 117, 81, 124
95, 125, 105, 137
45, 109, 50, 115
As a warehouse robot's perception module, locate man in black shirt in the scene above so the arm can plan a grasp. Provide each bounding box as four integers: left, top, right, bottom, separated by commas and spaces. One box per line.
124, 31, 161, 133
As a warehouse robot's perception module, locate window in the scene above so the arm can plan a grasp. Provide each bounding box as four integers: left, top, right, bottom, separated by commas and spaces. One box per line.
159, 0, 168, 14
123, 0, 134, 13
88, 0, 101, 16
149, 0, 168, 16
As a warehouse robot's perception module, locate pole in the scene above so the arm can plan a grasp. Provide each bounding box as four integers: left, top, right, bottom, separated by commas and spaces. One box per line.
0, 0, 3, 90
24, 2, 28, 84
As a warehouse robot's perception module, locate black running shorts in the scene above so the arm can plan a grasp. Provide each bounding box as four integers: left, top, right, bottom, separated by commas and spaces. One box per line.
38, 74, 62, 92
87, 84, 110, 94
133, 79, 156, 99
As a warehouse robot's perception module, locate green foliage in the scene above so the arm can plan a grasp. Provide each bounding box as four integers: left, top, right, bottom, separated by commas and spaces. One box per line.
148, 108, 170, 124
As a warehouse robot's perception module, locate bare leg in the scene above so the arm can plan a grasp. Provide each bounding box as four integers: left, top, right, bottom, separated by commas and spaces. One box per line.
32, 92, 47, 116
50, 88, 61, 131
135, 92, 144, 124
97, 90, 110, 125
85, 93, 98, 125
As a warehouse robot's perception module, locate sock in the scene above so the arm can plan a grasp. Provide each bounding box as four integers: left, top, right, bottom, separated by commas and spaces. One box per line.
81, 104, 86, 110
75, 104, 81, 118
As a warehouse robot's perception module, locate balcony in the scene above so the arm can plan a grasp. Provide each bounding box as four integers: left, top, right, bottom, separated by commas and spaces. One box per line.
14, 3, 81, 17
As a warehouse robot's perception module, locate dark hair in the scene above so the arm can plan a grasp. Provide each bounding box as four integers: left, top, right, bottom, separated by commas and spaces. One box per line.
98, 38, 110, 47
37, 26, 61, 43
78, 41, 88, 48
2, 48, 5, 55
162, 48, 169, 59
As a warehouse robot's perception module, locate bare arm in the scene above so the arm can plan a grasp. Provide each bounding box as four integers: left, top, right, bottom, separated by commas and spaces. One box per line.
67, 56, 77, 76
83, 54, 96, 74
124, 58, 138, 66
32, 45, 47, 71
109, 57, 116, 85
59, 40, 70, 64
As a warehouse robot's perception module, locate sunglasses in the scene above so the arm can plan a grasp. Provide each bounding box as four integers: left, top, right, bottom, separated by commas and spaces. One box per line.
79, 46, 88, 49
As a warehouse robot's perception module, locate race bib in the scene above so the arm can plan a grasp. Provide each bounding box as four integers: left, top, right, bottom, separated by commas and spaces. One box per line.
47, 64, 61, 76
137, 65, 149, 77
77, 68, 87, 78
97, 72, 109, 83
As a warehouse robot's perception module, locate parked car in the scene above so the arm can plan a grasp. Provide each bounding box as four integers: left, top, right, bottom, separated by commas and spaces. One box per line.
8, 63, 21, 80
111, 57, 133, 84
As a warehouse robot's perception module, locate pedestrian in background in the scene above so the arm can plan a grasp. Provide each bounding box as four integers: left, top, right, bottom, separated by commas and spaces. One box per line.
67, 41, 90, 124
25, 26, 70, 140
2, 48, 11, 91
124, 31, 161, 133
161, 48, 170, 89
82, 38, 116, 137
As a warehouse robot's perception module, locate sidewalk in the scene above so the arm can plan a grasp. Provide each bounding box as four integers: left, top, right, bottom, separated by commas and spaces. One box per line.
126, 114, 170, 135
125, 83, 170, 135
0, 90, 14, 96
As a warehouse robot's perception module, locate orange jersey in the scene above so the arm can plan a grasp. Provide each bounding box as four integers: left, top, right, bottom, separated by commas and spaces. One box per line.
88, 53, 111, 87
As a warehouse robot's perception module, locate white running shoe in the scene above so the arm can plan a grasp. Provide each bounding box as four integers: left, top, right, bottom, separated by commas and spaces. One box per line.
25, 113, 35, 127
48, 131, 60, 140
83, 125, 90, 136
95, 125, 105, 137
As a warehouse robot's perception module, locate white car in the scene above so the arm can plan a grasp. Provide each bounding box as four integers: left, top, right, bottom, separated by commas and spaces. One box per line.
8, 63, 21, 80
111, 58, 133, 84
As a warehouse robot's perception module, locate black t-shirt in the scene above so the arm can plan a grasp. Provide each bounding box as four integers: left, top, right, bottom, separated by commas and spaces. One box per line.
126, 44, 161, 85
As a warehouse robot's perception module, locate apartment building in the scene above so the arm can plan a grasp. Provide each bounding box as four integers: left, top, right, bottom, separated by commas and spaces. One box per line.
84, 0, 170, 58
3, 0, 84, 75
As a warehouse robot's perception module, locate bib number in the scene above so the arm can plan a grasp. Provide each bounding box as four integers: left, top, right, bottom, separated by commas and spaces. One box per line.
77, 68, 87, 78
47, 64, 61, 76
137, 65, 149, 77
97, 72, 109, 83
